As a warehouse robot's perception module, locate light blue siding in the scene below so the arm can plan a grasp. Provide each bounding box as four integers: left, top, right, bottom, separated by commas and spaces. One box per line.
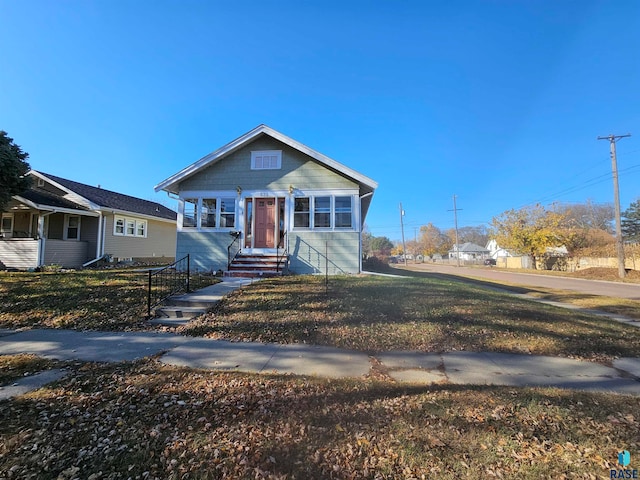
287, 231, 360, 274
177, 231, 233, 272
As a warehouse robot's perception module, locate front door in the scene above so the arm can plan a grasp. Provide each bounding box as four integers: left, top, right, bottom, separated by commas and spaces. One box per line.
254, 198, 276, 248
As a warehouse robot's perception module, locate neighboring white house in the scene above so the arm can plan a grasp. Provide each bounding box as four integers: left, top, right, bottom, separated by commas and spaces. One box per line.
448, 242, 490, 261
486, 239, 515, 259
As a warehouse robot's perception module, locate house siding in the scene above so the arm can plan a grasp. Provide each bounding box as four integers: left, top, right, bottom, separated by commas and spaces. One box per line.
0, 239, 39, 269
80, 217, 99, 260
287, 231, 360, 274
176, 231, 232, 272
103, 215, 177, 261
43, 239, 88, 268
178, 137, 358, 192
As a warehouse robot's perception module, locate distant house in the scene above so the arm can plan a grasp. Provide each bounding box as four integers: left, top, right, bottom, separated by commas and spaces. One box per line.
486, 239, 515, 259
155, 124, 378, 274
448, 242, 490, 261
0, 171, 177, 270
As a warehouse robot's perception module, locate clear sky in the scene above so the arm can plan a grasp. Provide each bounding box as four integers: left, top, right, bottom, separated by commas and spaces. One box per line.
1, 1, 639, 241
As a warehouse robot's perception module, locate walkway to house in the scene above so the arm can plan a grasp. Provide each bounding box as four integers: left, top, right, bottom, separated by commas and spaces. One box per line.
1, 277, 640, 400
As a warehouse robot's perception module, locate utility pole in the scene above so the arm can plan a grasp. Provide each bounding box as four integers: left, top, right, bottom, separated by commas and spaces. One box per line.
448, 195, 462, 267
598, 133, 631, 279
399, 203, 407, 266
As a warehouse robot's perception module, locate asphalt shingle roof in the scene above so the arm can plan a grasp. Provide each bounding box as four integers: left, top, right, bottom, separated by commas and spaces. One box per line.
19, 189, 91, 212
37, 172, 177, 221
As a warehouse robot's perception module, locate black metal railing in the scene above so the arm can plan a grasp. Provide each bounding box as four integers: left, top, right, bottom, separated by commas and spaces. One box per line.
227, 231, 242, 270
276, 230, 288, 272
147, 255, 190, 317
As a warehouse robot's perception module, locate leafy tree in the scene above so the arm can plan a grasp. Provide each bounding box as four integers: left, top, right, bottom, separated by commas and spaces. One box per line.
419, 223, 450, 256
490, 204, 566, 269
622, 200, 640, 243
0, 131, 31, 212
369, 235, 394, 257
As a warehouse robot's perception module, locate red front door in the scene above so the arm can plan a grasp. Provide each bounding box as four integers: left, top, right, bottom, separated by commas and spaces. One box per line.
254, 198, 276, 248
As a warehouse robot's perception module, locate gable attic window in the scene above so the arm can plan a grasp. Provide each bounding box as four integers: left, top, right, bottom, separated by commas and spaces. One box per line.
251, 150, 282, 170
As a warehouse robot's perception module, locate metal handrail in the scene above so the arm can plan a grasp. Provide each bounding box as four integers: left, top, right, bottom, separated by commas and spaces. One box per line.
276, 230, 288, 272
227, 231, 242, 270
147, 254, 190, 317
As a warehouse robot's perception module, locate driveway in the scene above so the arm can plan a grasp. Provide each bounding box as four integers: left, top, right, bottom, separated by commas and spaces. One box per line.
396, 263, 640, 300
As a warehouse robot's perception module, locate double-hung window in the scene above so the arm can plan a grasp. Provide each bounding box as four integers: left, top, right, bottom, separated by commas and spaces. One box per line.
65, 216, 80, 240
334, 196, 353, 228
314, 197, 331, 228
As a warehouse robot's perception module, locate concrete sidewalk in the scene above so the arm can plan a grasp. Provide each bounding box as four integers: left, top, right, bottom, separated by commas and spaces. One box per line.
1, 328, 639, 399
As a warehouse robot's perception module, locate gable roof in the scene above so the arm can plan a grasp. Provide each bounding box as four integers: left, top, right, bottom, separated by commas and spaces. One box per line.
450, 242, 490, 253
16, 188, 93, 214
31, 171, 176, 221
154, 124, 378, 195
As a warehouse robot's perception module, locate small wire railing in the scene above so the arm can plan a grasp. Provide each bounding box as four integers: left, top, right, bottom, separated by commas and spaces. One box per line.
147, 255, 190, 317
276, 230, 288, 272
227, 231, 242, 270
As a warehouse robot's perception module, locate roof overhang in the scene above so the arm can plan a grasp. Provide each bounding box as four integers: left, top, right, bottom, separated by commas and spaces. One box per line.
12, 196, 100, 217
154, 125, 379, 196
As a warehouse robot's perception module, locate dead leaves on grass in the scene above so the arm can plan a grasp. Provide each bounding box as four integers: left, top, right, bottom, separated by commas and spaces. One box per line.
1, 360, 639, 479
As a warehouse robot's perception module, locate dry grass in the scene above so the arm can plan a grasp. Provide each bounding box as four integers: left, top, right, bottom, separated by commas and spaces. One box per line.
0, 270, 218, 331
1, 359, 638, 479
0, 354, 60, 385
181, 275, 640, 363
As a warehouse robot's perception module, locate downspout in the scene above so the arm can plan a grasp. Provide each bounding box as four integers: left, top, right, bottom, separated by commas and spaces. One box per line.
95, 211, 103, 259
358, 192, 374, 273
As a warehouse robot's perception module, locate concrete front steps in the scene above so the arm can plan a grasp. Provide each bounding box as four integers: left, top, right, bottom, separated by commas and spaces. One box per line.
225, 252, 288, 278
148, 279, 253, 327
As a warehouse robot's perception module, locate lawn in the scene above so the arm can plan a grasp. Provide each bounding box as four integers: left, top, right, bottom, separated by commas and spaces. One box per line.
0, 270, 218, 331
182, 275, 640, 363
1, 359, 638, 479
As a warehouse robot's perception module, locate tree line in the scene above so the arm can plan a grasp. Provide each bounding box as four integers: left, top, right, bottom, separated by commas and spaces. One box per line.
364, 200, 640, 267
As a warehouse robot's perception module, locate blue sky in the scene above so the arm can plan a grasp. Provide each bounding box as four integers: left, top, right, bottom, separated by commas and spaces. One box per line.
1, 1, 639, 241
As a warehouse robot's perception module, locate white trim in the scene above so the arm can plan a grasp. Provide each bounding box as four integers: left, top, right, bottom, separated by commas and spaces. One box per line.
113, 215, 148, 238
1, 213, 14, 238
63, 214, 81, 241
154, 125, 378, 194
178, 194, 238, 232
12, 196, 100, 217
291, 193, 358, 232
29, 171, 102, 211
100, 208, 175, 224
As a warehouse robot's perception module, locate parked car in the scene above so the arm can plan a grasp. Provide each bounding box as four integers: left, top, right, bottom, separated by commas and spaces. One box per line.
484, 258, 497, 266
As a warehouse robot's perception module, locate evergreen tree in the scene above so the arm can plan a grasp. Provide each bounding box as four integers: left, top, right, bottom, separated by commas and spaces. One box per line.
622, 200, 640, 243
0, 131, 32, 212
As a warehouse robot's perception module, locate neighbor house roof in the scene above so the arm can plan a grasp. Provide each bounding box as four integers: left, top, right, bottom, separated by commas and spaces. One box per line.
450, 242, 490, 253
31, 171, 177, 221
16, 189, 92, 213
154, 124, 379, 195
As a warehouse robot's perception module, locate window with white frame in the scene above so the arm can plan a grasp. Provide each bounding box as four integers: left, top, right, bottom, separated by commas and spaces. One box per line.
334, 196, 353, 228
1, 214, 14, 238
113, 216, 148, 238
180, 197, 236, 230
65, 215, 81, 240
251, 150, 282, 170
293, 195, 355, 230
314, 196, 331, 228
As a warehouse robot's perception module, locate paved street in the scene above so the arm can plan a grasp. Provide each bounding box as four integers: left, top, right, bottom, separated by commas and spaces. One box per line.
396, 263, 640, 300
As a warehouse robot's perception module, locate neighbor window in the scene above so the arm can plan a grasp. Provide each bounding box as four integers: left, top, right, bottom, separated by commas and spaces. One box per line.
251, 150, 282, 170
65, 216, 80, 240
115, 218, 125, 235
113, 216, 147, 238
